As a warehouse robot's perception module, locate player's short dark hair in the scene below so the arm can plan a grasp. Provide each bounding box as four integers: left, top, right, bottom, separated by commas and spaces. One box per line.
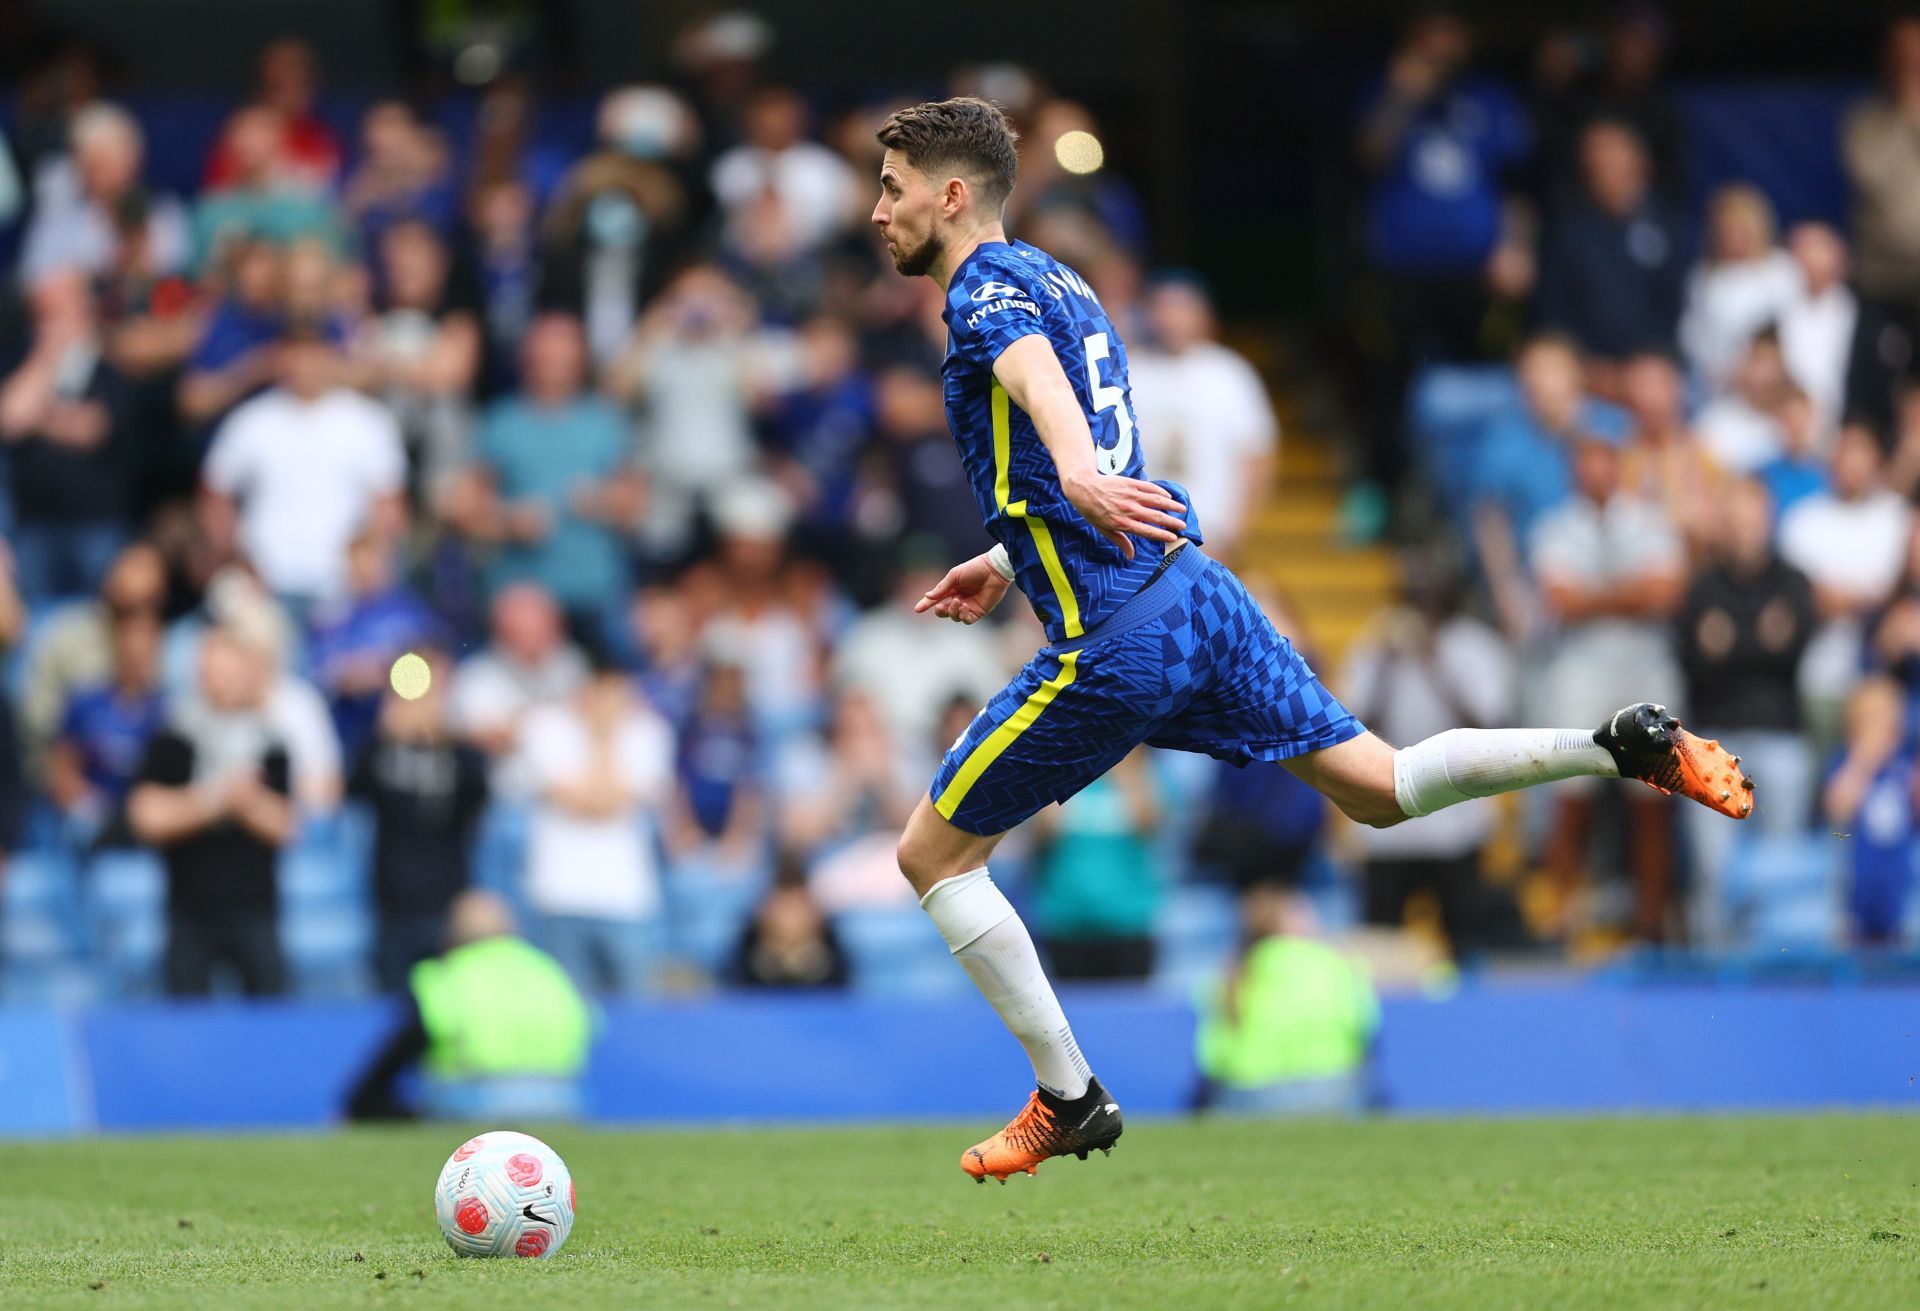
876, 96, 1019, 210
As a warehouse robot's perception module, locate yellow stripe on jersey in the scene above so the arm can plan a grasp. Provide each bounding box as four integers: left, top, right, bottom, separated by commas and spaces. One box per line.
1008, 501, 1083, 638
990, 378, 1084, 638
934, 651, 1082, 822
991, 380, 1012, 511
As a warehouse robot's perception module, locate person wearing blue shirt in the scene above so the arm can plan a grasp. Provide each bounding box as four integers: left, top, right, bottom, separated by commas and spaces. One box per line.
48, 595, 166, 847
306, 529, 446, 762
1472, 334, 1631, 566
446, 313, 643, 632
1354, 11, 1531, 506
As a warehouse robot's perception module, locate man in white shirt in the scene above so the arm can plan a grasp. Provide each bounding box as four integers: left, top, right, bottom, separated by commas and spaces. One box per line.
1530, 431, 1689, 940
1780, 422, 1914, 732
1125, 276, 1278, 559
1778, 223, 1860, 436
710, 87, 859, 257
201, 328, 406, 607
517, 654, 674, 994
447, 583, 589, 799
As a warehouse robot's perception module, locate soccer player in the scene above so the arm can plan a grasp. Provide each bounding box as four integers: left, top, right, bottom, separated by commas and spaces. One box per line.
872, 97, 1753, 1183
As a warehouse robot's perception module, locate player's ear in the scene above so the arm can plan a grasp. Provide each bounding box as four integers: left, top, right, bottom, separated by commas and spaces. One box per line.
943, 175, 968, 218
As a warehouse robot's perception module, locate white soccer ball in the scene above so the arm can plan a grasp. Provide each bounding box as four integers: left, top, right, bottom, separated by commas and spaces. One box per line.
434, 1130, 575, 1259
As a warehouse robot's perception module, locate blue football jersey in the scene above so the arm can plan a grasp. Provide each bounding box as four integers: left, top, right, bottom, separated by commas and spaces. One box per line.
941, 239, 1201, 645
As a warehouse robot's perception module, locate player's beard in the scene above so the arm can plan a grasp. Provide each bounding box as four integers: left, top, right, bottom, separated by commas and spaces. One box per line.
891, 228, 943, 278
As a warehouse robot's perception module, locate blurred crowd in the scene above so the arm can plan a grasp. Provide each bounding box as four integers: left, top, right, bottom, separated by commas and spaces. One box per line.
0, 16, 1294, 1003
1349, 8, 1920, 951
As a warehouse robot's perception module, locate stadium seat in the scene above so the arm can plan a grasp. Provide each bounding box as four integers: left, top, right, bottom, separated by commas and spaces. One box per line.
660, 867, 766, 979
1, 850, 81, 968
82, 848, 168, 998
1154, 884, 1242, 995
1719, 833, 1841, 951
834, 906, 967, 999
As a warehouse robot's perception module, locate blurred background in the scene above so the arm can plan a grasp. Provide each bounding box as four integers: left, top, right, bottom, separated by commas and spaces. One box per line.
0, 0, 1916, 1132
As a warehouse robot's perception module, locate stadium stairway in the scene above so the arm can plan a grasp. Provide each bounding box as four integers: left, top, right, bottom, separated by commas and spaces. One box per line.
1229, 344, 1392, 673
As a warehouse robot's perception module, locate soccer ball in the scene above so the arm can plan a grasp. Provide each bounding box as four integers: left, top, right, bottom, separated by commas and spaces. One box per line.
434, 1130, 576, 1259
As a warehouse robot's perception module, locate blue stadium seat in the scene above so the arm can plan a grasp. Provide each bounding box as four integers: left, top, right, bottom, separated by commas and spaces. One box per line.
660, 868, 765, 978
1154, 884, 1241, 995
1, 850, 81, 967
280, 825, 372, 998
83, 848, 167, 998
1722, 833, 1840, 950
834, 906, 967, 999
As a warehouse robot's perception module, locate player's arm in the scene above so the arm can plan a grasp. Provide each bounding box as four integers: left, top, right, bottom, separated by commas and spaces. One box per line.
990, 334, 1186, 560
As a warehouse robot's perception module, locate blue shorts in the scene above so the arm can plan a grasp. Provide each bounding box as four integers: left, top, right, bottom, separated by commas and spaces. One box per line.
930, 546, 1364, 836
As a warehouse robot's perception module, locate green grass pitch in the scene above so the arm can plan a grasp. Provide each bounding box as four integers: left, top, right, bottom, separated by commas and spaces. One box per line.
5, 1115, 1916, 1309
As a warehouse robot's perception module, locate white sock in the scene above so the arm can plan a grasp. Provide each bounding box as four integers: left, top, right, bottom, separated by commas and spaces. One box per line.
919, 868, 1092, 1099
1393, 727, 1619, 819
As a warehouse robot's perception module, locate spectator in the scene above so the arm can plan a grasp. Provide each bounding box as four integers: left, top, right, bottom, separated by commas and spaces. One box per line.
1823, 677, 1915, 946
710, 86, 859, 260
445, 312, 640, 629
468, 178, 540, 396
341, 101, 458, 249
20, 541, 164, 782
540, 86, 703, 365
0, 271, 138, 604
777, 687, 915, 865
732, 855, 850, 989
177, 239, 287, 428
448, 582, 588, 796
1694, 328, 1791, 477
607, 266, 766, 560
704, 481, 820, 738
1194, 889, 1379, 1115
191, 106, 343, 272
1618, 349, 1724, 552
202, 39, 342, 194
1536, 119, 1685, 375
666, 642, 766, 873
358, 218, 482, 506
306, 527, 444, 762
18, 101, 189, 285
1778, 222, 1859, 435
349, 651, 490, 993
1531, 7, 1683, 207
1780, 422, 1913, 742
518, 650, 675, 995
344, 889, 590, 1121
1028, 748, 1162, 982
831, 548, 1008, 754
1756, 385, 1830, 526
1677, 479, 1818, 944
1843, 18, 1920, 310
47, 584, 165, 848
1010, 100, 1151, 256
1677, 184, 1799, 391
1471, 334, 1630, 608
1354, 10, 1529, 504
1531, 431, 1687, 940
763, 313, 876, 571
1126, 275, 1279, 561
201, 324, 407, 610
862, 364, 992, 572
1339, 549, 1517, 958
128, 625, 295, 997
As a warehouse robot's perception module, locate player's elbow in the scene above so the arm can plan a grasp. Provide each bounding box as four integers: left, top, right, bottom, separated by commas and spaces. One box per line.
1344, 800, 1409, 830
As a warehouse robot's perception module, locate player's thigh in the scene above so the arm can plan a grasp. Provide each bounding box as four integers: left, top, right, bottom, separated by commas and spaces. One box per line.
1280, 730, 1403, 828
919, 646, 1152, 878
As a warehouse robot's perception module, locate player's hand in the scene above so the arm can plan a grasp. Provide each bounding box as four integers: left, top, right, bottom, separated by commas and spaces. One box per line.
914, 553, 1011, 625
1062, 470, 1187, 561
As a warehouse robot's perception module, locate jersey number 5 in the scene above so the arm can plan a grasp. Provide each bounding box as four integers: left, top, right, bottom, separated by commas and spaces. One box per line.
1082, 332, 1137, 475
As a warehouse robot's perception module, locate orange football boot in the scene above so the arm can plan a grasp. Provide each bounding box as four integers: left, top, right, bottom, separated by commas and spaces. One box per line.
1595, 702, 1755, 819
961, 1077, 1123, 1183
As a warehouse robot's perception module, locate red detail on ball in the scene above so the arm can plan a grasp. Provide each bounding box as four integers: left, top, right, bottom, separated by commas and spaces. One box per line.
568, 1179, 575, 1211
515, 1228, 551, 1258
454, 1197, 488, 1235
452, 1135, 486, 1162
505, 1152, 543, 1188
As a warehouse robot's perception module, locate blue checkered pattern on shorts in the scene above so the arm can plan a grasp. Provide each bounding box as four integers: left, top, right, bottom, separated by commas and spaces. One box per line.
930, 553, 1363, 836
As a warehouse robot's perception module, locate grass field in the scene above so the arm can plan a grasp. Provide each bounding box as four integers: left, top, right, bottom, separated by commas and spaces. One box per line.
6, 1114, 1917, 1309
